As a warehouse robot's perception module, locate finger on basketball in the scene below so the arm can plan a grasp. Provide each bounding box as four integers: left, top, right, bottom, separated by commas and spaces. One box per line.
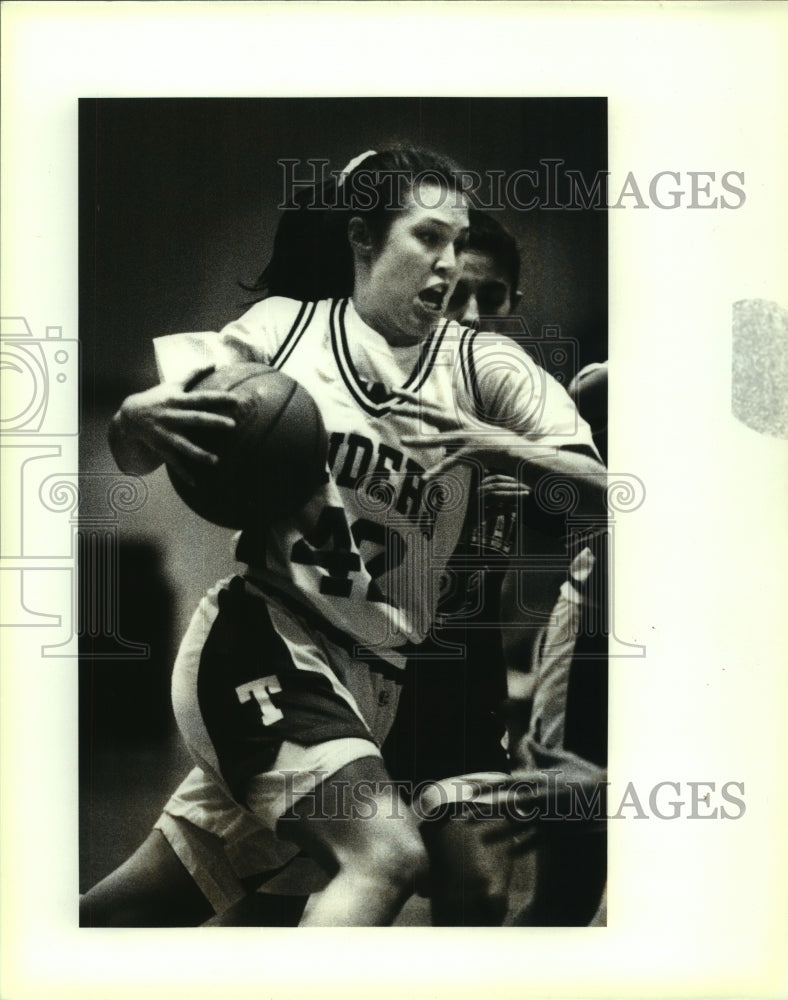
157, 429, 221, 469
162, 407, 237, 430
181, 365, 216, 391
156, 444, 208, 486
175, 390, 239, 417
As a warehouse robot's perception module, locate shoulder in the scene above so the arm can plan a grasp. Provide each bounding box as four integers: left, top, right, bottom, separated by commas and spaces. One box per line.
439, 321, 531, 379
224, 296, 318, 333
460, 326, 546, 396
460, 328, 596, 445
460, 326, 539, 369
220, 297, 336, 356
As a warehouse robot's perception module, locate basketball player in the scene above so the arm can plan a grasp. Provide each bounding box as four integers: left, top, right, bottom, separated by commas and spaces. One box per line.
82, 208, 532, 927
105, 147, 606, 925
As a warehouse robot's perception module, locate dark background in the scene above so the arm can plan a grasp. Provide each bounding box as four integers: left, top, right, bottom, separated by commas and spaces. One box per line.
78, 97, 607, 900
80, 97, 607, 398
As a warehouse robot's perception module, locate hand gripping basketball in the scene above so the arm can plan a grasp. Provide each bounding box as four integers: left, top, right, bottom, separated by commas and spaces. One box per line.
168, 363, 329, 528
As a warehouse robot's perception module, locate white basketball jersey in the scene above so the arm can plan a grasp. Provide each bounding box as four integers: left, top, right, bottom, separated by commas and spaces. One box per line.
154, 296, 594, 666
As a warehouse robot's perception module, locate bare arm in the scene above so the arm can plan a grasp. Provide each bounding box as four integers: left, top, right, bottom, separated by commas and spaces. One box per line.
395, 391, 607, 520
108, 378, 238, 485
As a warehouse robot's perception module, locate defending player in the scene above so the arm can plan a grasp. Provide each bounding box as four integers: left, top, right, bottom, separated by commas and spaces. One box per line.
106, 147, 606, 926
492, 360, 609, 926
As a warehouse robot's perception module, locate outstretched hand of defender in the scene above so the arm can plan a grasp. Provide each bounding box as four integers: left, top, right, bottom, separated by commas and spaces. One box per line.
394, 388, 541, 482
479, 753, 608, 857
112, 368, 237, 483
477, 473, 531, 502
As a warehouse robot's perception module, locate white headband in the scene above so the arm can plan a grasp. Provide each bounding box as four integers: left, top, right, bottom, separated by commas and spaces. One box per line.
337, 149, 377, 188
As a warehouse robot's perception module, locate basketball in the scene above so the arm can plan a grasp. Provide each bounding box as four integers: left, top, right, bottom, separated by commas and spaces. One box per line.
168, 363, 329, 528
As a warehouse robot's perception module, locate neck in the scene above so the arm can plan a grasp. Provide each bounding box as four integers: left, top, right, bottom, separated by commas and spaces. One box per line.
351, 292, 425, 348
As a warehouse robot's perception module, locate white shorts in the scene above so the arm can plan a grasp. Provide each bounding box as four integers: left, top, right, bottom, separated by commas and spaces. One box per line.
155, 766, 330, 912
171, 576, 400, 830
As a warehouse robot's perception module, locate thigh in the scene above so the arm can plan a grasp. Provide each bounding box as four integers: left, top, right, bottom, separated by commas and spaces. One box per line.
275, 757, 428, 926
79, 830, 213, 927
243, 736, 385, 832
277, 755, 423, 873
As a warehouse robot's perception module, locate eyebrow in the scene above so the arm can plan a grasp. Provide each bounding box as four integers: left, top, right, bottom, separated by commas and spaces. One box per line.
454, 276, 510, 290
417, 217, 470, 237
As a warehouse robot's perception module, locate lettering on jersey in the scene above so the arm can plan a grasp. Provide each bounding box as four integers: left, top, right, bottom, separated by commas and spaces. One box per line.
335, 433, 374, 489
292, 505, 406, 604
235, 676, 284, 726
396, 458, 427, 522
328, 431, 437, 532
376, 444, 403, 478
291, 432, 467, 613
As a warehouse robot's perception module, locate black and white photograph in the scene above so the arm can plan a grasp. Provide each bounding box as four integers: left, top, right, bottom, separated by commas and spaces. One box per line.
1, 3, 786, 999
77, 96, 609, 929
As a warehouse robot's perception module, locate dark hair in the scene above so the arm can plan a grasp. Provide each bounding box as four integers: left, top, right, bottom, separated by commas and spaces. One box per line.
466, 209, 521, 300
247, 146, 467, 302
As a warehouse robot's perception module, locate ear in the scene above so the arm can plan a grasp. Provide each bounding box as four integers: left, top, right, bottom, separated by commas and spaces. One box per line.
348, 216, 374, 259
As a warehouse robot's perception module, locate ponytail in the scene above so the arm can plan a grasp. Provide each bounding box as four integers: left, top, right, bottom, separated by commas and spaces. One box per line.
244, 145, 467, 304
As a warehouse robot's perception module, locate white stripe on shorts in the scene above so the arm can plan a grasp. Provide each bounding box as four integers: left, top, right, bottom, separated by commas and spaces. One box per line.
245, 737, 382, 831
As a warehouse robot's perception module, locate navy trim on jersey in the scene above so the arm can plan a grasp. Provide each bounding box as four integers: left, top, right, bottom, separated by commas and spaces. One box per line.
329, 298, 449, 417
270, 300, 317, 369
330, 299, 373, 413
404, 320, 449, 394
244, 575, 408, 685
459, 327, 486, 420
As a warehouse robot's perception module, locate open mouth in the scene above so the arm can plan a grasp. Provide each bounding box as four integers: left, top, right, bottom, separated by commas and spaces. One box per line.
417, 285, 448, 313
